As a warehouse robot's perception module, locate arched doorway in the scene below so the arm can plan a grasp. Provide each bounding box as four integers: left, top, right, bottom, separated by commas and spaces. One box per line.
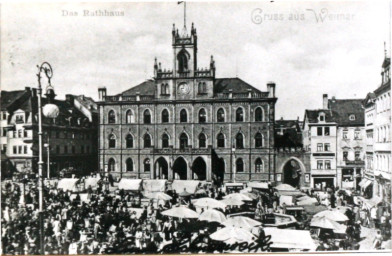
192, 157, 207, 180
173, 157, 187, 180
282, 159, 302, 188
154, 157, 168, 179
213, 158, 225, 185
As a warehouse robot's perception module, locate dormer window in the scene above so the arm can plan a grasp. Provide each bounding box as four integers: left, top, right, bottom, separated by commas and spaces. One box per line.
349, 114, 356, 121
318, 113, 325, 122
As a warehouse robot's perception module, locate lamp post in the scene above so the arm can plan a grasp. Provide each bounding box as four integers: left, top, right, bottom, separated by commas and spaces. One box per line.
36, 62, 59, 254
44, 141, 50, 179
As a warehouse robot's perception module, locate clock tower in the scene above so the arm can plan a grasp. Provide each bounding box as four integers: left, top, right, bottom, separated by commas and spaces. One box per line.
154, 23, 215, 100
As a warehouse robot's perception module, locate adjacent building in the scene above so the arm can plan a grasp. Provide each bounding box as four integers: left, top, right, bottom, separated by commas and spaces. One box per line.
97, 23, 277, 183
363, 54, 391, 205
0, 87, 99, 178
303, 94, 365, 190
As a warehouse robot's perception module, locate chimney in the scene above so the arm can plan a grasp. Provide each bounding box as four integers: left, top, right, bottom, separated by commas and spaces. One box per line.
65, 94, 74, 105
323, 94, 328, 109
267, 82, 276, 98
98, 87, 107, 101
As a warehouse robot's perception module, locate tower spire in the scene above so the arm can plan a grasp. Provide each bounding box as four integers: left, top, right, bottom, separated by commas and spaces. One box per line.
178, 1, 186, 28
384, 41, 387, 57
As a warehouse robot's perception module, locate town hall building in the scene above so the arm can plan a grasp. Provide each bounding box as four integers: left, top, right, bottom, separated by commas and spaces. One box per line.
97, 23, 278, 183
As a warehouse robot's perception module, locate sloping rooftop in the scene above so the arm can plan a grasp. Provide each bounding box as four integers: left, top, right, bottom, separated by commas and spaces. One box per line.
0, 90, 27, 111
304, 109, 334, 123
75, 95, 98, 113
328, 99, 365, 126
119, 77, 265, 97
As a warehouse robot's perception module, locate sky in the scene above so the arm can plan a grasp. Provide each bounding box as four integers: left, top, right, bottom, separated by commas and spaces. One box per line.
1, 0, 391, 119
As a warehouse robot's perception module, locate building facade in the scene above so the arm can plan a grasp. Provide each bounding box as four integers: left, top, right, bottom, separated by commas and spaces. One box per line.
98, 23, 277, 183
0, 87, 98, 178
363, 55, 391, 205
303, 94, 365, 190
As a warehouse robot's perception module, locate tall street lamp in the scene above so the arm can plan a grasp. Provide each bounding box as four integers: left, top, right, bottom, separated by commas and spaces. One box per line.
36, 62, 59, 254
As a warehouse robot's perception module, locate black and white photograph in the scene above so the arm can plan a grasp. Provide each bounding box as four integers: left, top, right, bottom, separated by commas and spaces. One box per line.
0, 0, 391, 254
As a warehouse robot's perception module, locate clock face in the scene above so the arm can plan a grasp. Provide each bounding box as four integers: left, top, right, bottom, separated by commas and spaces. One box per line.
178, 83, 190, 95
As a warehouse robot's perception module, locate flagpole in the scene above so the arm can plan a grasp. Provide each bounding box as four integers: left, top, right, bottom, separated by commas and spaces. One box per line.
184, 2, 186, 27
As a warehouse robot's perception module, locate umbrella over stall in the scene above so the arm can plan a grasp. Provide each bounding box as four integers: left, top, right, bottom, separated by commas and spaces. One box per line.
198, 209, 227, 223
210, 226, 256, 244
193, 197, 227, 209
162, 206, 199, 219
223, 216, 261, 231
224, 193, 253, 201
314, 209, 349, 222
221, 197, 245, 206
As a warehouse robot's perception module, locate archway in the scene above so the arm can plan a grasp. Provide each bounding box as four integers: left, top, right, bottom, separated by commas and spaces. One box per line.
282, 159, 303, 188
213, 158, 225, 186
173, 157, 187, 180
192, 157, 207, 180
154, 157, 168, 179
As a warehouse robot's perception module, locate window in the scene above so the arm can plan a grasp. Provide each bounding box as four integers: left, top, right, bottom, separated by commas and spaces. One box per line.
349, 114, 356, 121
198, 82, 207, 94
143, 109, 151, 124
317, 127, 323, 136
199, 133, 206, 148
13, 146, 17, 154
236, 108, 244, 122
18, 130, 22, 138
2, 128, 6, 137
317, 143, 323, 152
144, 134, 152, 148
56, 145, 60, 154
81, 146, 84, 154
2, 112, 6, 120
255, 158, 263, 172
354, 130, 361, 140
108, 158, 115, 172
161, 83, 169, 95
324, 127, 330, 136
325, 160, 331, 169
343, 130, 348, 139
162, 134, 169, 148
18, 146, 22, 154
235, 133, 244, 149
108, 134, 116, 148
126, 158, 134, 172
180, 109, 187, 123
355, 151, 361, 160
177, 50, 189, 72
161, 109, 169, 123
86, 146, 90, 153
179, 133, 188, 149
12, 131, 16, 138
64, 146, 68, 154
324, 143, 330, 151
126, 110, 134, 124
255, 107, 263, 122
317, 160, 323, 169
319, 115, 325, 121
217, 133, 225, 148
236, 158, 244, 172
199, 108, 207, 123
108, 110, 116, 124
15, 115, 24, 123
343, 151, 348, 161
255, 132, 263, 148
217, 108, 225, 122
144, 158, 151, 172
126, 134, 133, 148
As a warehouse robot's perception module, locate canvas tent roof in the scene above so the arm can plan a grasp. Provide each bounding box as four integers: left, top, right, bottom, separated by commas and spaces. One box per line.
171, 180, 200, 194
57, 178, 79, 192
85, 177, 100, 189
264, 227, 317, 250
142, 179, 167, 192
118, 179, 142, 191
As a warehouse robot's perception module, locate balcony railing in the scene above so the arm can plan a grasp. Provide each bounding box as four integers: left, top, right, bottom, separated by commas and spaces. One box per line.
215, 92, 269, 99
153, 146, 212, 154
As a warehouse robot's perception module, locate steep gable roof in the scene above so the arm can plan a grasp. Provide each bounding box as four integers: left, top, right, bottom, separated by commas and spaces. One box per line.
120, 80, 155, 96
0, 90, 27, 111
304, 109, 334, 124
214, 78, 263, 94
328, 99, 365, 126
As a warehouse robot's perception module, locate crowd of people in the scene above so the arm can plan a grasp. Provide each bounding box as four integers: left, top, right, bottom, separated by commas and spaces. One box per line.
1, 175, 391, 254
